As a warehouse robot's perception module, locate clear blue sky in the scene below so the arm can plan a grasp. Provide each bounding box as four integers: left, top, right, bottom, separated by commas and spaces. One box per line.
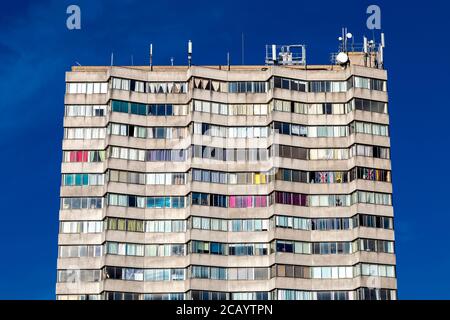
0, 0, 448, 299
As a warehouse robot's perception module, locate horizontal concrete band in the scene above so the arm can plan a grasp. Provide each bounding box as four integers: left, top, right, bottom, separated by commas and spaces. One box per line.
56, 277, 397, 296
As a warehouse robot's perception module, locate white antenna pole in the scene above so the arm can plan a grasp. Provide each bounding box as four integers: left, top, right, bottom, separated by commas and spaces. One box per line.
150, 44, 153, 71
111, 52, 114, 66
171, 57, 174, 66
345, 27, 348, 52
303, 45, 307, 66
379, 33, 385, 69
188, 40, 192, 67
379, 45, 384, 68
227, 52, 230, 70
363, 37, 368, 67
272, 44, 277, 64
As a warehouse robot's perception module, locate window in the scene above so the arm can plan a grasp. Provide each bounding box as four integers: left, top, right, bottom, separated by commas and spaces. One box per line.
59, 245, 102, 258
274, 191, 307, 206
111, 100, 187, 116
60, 221, 103, 234
112, 78, 130, 91
350, 144, 390, 159
147, 82, 187, 94
273, 77, 307, 92
61, 197, 103, 210
57, 270, 101, 283
67, 82, 107, 94
63, 150, 105, 163
65, 105, 106, 117
144, 220, 186, 233
229, 81, 267, 93
309, 80, 346, 92
142, 293, 185, 300
62, 173, 104, 186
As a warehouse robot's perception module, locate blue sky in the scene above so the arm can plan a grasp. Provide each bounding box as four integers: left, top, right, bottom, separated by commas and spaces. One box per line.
0, 0, 449, 299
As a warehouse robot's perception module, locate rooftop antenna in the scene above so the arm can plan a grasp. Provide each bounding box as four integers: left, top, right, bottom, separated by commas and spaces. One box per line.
341, 27, 346, 51
227, 52, 230, 71
336, 28, 352, 66
338, 27, 353, 52
170, 57, 174, 66
265, 44, 306, 66
338, 28, 344, 51
368, 39, 375, 67
188, 40, 192, 67
272, 44, 277, 65
110, 52, 114, 66
378, 32, 385, 69
363, 36, 368, 67
346, 32, 353, 51
131, 55, 134, 66
150, 44, 153, 71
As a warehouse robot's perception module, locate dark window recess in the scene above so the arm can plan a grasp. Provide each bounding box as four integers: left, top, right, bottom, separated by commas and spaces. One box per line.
128, 125, 135, 137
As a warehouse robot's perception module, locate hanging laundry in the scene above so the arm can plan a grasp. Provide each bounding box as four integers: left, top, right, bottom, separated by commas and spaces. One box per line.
319, 172, 328, 183
368, 169, 375, 180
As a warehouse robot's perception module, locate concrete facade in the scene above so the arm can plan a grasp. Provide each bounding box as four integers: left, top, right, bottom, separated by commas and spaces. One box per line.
56, 59, 396, 300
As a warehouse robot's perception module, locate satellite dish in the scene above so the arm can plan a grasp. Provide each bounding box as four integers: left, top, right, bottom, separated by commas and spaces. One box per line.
346, 33, 353, 39
336, 52, 349, 64
338, 36, 343, 41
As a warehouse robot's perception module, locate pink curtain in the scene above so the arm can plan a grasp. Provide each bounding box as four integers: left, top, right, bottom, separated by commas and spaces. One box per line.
229, 196, 236, 208
247, 196, 252, 208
